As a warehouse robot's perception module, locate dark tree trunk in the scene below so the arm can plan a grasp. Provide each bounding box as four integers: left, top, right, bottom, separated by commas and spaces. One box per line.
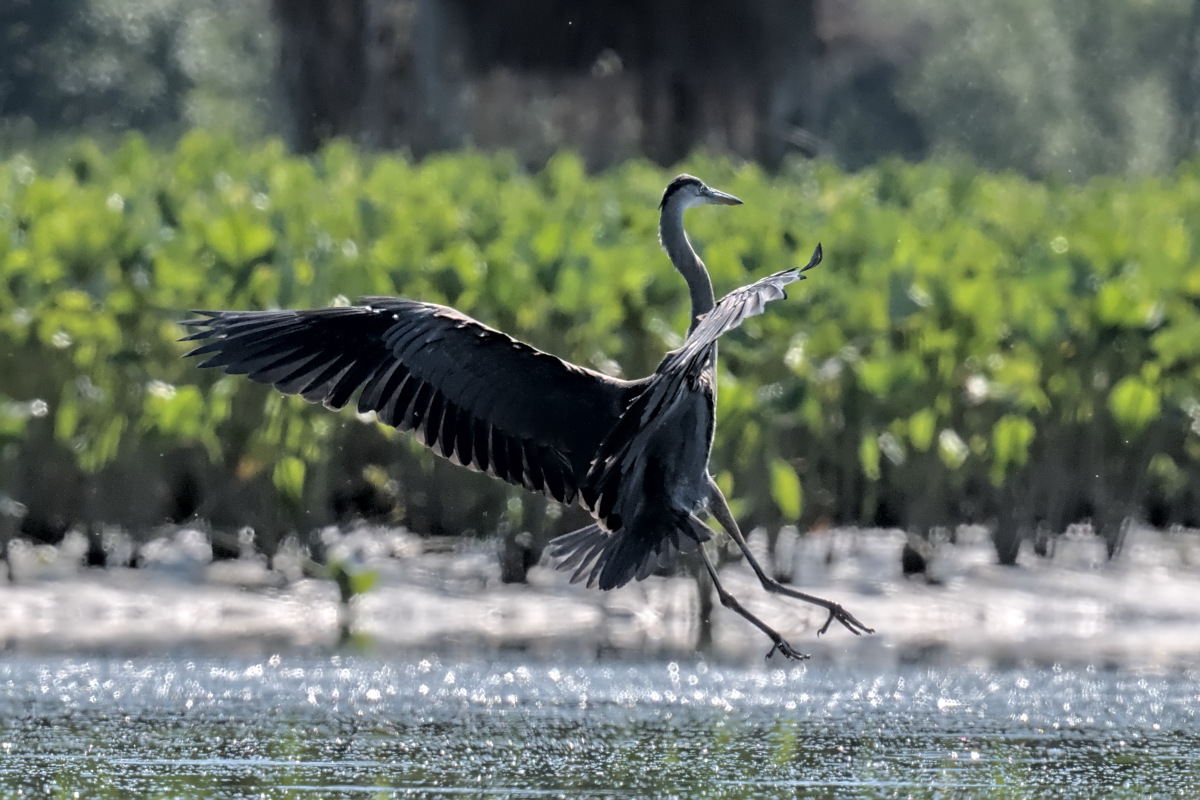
1176, 0, 1200, 160
269, 0, 834, 168
272, 0, 369, 151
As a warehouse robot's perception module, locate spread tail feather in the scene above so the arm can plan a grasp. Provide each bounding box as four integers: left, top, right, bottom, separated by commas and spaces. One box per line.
547, 514, 710, 591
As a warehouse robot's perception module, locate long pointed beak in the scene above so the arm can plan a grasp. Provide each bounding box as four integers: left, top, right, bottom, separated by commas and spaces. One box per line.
704, 187, 743, 206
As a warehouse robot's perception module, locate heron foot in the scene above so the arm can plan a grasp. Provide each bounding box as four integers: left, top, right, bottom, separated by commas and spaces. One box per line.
816, 602, 875, 637
754, 575, 875, 638
766, 637, 811, 661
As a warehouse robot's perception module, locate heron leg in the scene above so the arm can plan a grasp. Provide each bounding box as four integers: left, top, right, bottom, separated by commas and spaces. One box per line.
696, 545, 809, 661
706, 479, 874, 637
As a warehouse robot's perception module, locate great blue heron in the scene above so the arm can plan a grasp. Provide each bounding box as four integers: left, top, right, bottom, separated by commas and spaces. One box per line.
182, 174, 872, 659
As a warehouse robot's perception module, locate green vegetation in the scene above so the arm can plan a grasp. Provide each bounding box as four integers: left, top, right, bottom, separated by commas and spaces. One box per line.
2, 132, 1198, 561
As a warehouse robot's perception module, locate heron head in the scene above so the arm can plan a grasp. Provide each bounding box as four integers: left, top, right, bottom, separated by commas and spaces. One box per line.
659, 174, 743, 210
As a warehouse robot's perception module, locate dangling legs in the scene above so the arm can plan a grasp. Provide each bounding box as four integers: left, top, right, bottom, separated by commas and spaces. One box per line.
707, 478, 874, 637
696, 542, 809, 660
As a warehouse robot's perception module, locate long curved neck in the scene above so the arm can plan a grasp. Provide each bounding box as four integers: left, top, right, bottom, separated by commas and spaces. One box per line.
660, 200, 714, 334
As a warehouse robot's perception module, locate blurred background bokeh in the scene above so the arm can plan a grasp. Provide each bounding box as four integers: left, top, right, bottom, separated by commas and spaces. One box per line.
3, 0, 1200, 660
8, 0, 1200, 175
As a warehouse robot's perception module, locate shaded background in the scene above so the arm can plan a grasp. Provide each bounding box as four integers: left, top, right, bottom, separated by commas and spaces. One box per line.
7, 0, 1200, 175
2, 0, 1200, 623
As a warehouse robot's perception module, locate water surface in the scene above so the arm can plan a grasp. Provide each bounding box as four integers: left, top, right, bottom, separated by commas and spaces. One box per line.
1, 654, 1197, 798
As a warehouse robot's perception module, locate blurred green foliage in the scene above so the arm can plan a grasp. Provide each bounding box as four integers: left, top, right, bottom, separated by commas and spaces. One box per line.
884, 0, 1200, 179
0, 0, 276, 146
2, 132, 1198, 560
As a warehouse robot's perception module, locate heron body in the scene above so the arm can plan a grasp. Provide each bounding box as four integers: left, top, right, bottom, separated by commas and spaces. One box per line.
183, 174, 870, 659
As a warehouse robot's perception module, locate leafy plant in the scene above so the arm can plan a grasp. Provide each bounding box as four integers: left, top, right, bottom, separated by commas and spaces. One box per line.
3, 133, 1199, 562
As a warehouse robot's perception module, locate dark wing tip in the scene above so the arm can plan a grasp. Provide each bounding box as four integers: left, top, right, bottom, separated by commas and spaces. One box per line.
179, 311, 221, 325
178, 318, 218, 342
800, 243, 822, 273
177, 312, 226, 343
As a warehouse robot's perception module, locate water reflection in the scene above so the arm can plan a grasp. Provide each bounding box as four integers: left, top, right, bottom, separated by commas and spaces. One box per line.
0, 655, 1197, 798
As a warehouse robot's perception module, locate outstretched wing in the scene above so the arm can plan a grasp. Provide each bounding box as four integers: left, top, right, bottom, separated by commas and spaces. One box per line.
663, 242, 822, 380
181, 298, 644, 505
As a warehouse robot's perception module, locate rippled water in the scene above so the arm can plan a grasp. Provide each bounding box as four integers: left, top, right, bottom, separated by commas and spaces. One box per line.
1, 653, 1197, 798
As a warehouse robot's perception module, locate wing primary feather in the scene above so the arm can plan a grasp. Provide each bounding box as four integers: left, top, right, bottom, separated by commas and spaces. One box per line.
200, 320, 332, 361
800, 243, 822, 272
539, 447, 567, 502
205, 342, 305, 374
326, 358, 379, 410
391, 375, 429, 429
506, 435, 525, 487
359, 362, 402, 412
489, 426, 509, 481
252, 350, 327, 388
377, 373, 415, 428
472, 418, 491, 473
403, 382, 434, 433
453, 407, 474, 466
423, 390, 446, 449
183, 317, 302, 350
439, 401, 458, 460
521, 439, 544, 492
294, 353, 355, 399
